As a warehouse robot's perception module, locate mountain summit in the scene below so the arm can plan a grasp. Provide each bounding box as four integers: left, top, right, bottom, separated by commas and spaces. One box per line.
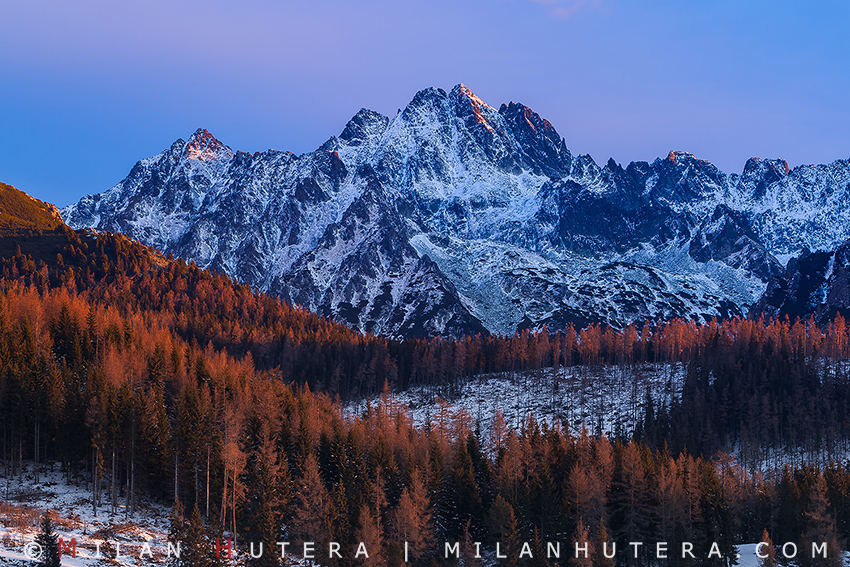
183, 128, 235, 162
63, 85, 850, 338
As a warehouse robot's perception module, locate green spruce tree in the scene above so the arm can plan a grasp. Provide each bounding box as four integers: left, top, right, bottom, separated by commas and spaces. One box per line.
35, 512, 61, 567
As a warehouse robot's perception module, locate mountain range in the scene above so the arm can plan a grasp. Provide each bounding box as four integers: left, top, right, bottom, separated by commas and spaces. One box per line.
62, 84, 850, 338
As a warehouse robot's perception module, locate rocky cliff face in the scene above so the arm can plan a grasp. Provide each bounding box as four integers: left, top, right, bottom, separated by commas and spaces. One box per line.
63, 84, 850, 337
750, 241, 850, 324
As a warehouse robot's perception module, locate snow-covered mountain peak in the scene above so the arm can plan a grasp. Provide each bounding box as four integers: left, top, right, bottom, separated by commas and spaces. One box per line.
403, 86, 450, 117
569, 154, 602, 182
451, 83, 494, 110
605, 157, 623, 171
323, 108, 390, 168
499, 100, 571, 178
739, 156, 790, 200
743, 156, 789, 176
450, 84, 498, 133
183, 128, 234, 162
338, 108, 390, 148
665, 150, 699, 164
499, 101, 557, 136
642, 151, 728, 211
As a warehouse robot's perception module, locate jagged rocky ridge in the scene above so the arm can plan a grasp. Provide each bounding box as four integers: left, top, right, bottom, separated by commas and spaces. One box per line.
63, 84, 850, 338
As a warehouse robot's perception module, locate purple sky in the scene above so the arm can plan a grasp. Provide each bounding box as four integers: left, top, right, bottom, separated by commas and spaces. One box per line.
1, 0, 848, 206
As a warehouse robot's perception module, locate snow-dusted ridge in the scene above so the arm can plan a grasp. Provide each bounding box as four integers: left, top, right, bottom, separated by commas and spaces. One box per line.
63, 85, 850, 338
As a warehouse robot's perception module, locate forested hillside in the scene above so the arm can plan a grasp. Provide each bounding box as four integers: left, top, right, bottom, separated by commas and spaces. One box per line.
2, 277, 849, 564
0, 182, 64, 233
4, 181, 850, 564
1, 279, 847, 565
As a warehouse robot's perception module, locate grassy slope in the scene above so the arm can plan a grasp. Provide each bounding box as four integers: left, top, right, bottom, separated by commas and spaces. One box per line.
0, 182, 64, 234
0, 182, 77, 263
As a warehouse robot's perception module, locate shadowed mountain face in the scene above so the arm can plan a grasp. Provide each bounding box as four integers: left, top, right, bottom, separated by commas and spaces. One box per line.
750, 240, 850, 324
63, 85, 850, 337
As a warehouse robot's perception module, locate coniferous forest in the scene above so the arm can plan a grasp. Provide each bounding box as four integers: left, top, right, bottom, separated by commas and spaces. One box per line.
3, 213, 850, 565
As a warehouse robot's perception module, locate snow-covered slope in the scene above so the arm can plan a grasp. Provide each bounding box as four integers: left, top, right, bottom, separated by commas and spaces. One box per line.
0, 465, 174, 567
63, 85, 850, 337
348, 363, 686, 438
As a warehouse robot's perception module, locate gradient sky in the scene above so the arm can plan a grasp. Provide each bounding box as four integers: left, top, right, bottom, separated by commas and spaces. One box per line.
1, 0, 848, 207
